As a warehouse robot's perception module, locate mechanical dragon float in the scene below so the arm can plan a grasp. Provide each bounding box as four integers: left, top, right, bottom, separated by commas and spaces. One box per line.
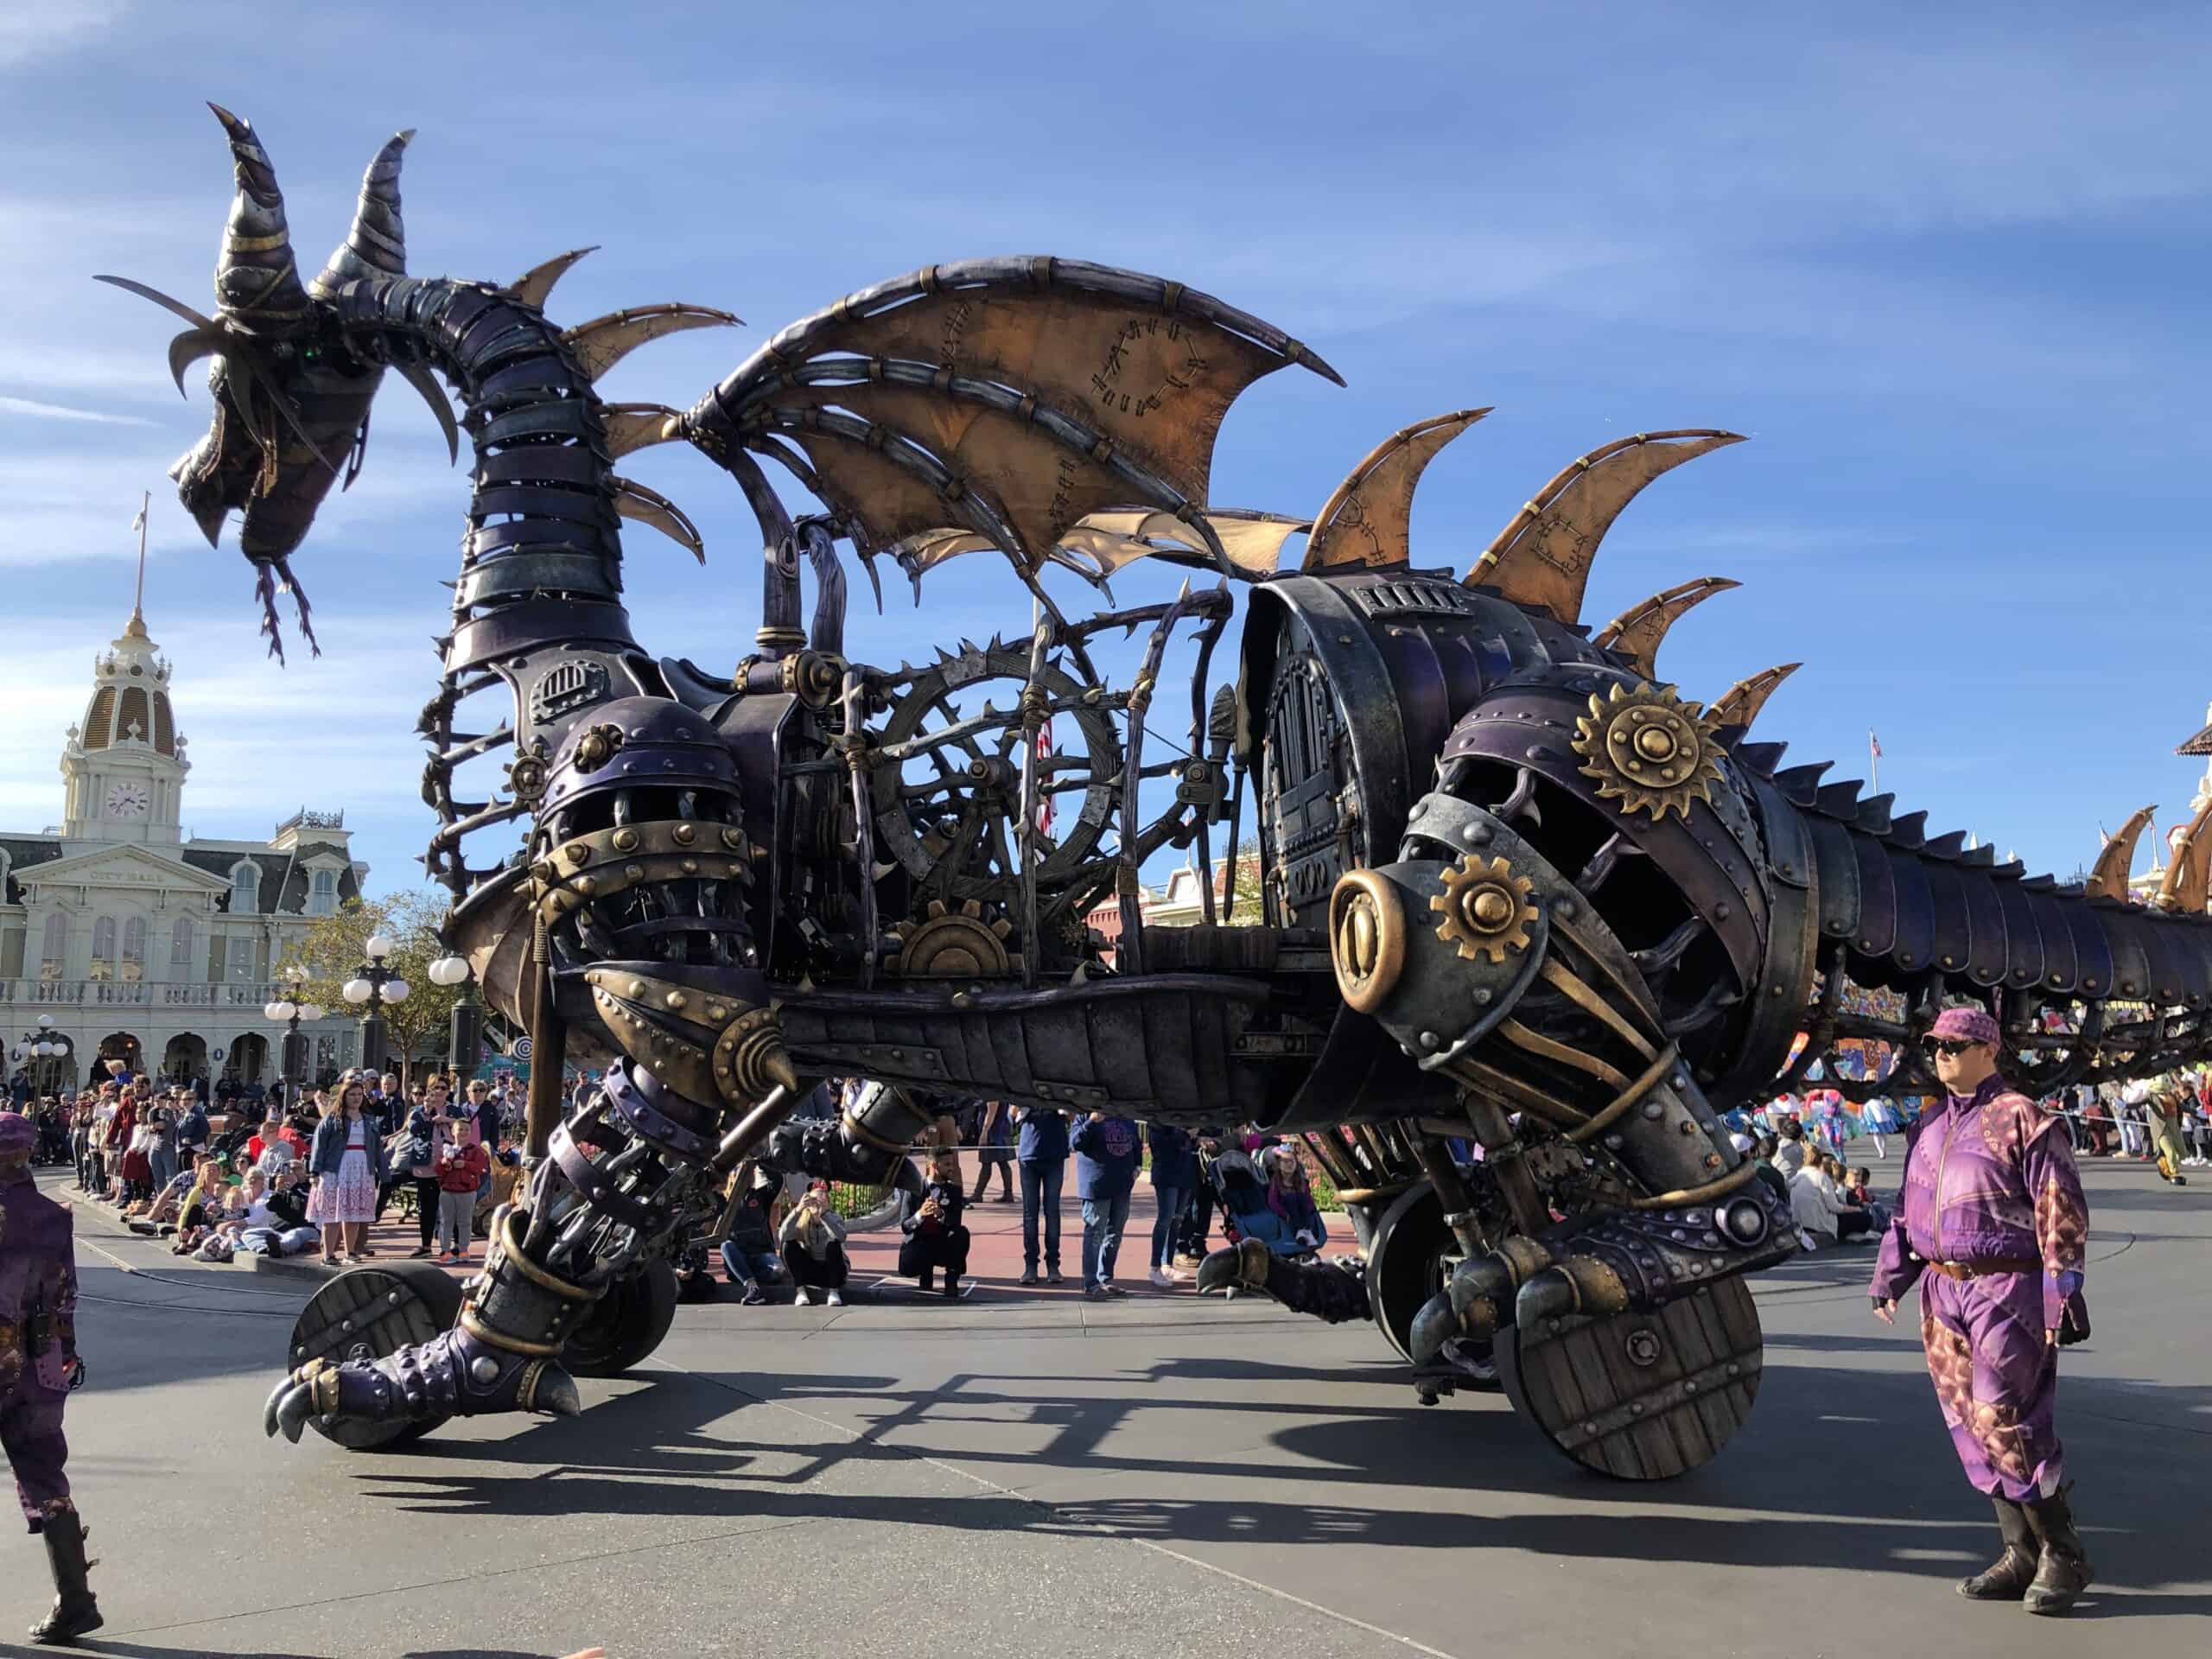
103, 111, 2212, 1480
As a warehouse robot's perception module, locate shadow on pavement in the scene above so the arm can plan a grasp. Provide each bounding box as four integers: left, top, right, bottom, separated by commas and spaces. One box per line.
331, 1351, 2209, 1619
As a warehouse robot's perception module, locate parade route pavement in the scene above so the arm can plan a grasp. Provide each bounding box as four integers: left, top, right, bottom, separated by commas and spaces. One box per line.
7, 1157, 2206, 1659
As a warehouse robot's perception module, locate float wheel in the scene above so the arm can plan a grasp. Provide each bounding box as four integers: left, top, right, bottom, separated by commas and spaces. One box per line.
1497, 1274, 1763, 1479
286, 1262, 465, 1452
560, 1256, 680, 1377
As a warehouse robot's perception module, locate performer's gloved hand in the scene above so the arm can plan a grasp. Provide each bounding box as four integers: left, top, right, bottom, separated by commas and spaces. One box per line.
1872, 1297, 1897, 1325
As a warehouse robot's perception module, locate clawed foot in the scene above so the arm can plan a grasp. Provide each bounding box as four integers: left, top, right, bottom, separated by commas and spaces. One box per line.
1198, 1237, 1370, 1323
263, 1329, 581, 1444
1196, 1237, 1272, 1298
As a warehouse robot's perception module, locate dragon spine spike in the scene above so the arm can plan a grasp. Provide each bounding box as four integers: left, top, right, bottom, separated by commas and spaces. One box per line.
1591, 575, 1740, 678
2157, 797, 2212, 912
502, 245, 599, 310
167, 327, 224, 397
1712, 662, 1802, 732
563, 302, 741, 381
1462, 430, 1747, 623
601, 403, 689, 461
396, 358, 459, 462
311, 128, 412, 299
610, 474, 705, 563
1301, 407, 1491, 573
207, 103, 310, 330
94, 274, 217, 333
2084, 803, 2158, 901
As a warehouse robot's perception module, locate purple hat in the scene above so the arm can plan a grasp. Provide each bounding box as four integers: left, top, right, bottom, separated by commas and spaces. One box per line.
1929, 1007, 2000, 1047
0, 1111, 35, 1154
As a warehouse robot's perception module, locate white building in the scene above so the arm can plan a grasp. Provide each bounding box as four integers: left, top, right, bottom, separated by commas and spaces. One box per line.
1, 597, 367, 1090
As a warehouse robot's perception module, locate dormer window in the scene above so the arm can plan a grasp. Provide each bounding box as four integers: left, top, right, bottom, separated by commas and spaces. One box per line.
308, 868, 337, 916
231, 861, 261, 912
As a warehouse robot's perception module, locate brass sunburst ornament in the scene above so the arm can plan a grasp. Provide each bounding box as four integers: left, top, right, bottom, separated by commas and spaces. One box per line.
1572, 681, 1726, 821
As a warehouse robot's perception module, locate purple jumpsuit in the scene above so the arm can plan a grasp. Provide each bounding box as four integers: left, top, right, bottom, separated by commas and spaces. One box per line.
1870, 1072, 2088, 1501
0, 1165, 79, 1531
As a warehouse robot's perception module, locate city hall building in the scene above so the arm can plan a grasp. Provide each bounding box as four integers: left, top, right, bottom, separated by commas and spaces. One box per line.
0, 598, 367, 1090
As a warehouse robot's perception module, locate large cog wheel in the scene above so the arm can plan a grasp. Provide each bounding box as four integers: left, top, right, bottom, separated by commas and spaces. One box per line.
1571, 681, 1726, 822
866, 640, 1122, 907
1431, 854, 1538, 964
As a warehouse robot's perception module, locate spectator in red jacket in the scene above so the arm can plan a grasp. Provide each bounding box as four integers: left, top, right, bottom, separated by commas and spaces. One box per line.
434, 1136, 489, 1264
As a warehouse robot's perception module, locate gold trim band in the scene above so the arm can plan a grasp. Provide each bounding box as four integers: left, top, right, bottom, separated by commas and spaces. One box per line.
1567, 1045, 1681, 1145
460, 1305, 568, 1358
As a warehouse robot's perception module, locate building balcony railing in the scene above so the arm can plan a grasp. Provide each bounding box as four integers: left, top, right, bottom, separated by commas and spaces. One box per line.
0, 979, 291, 1014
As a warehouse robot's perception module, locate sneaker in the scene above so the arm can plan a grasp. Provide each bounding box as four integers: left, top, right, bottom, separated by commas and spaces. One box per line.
1103, 1282, 1128, 1298
408, 1245, 434, 1258
1019, 1270, 1039, 1286
741, 1283, 767, 1306
1147, 1268, 1176, 1289
1084, 1284, 1105, 1300
826, 1288, 844, 1307
1046, 1269, 1065, 1285
793, 1286, 816, 1306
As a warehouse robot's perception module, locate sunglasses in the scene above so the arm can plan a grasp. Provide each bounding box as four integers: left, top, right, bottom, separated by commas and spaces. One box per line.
1928, 1039, 1981, 1058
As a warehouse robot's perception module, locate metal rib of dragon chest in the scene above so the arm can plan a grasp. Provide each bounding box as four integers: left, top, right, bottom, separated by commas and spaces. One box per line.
104, 110, 2212, 1483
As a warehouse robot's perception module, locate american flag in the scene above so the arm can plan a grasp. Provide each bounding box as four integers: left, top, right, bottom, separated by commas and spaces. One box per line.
1868, 730, 1882, 760
1034, 718, 1054, 841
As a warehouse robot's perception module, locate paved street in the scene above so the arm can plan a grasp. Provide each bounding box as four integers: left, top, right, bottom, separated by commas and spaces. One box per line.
6, 1157, 2206, 1659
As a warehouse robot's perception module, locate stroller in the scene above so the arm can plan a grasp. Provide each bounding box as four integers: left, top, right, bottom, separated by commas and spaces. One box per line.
1202, 1145, 1325, 1260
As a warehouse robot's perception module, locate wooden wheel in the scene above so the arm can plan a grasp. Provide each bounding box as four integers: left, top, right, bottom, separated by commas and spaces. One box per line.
286, 1262, 464, 1452
1497, 1274, 1762, 1479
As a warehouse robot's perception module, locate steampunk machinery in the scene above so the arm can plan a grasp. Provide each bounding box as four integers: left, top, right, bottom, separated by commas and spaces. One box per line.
100, 111, 2212, 1480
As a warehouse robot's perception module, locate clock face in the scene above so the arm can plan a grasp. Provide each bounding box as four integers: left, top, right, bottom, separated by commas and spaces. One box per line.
104, 780, 149, 820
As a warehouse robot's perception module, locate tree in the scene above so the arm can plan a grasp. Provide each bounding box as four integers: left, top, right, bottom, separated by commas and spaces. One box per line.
277, 891, 463, 1085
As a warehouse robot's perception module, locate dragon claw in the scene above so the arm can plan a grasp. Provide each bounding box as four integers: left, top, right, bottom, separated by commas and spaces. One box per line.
1196, 1238, 1273, 1298
273, 1382, 315, 1444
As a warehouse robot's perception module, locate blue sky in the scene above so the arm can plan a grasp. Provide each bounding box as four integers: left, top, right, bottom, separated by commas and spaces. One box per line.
3, 2, 2209, 894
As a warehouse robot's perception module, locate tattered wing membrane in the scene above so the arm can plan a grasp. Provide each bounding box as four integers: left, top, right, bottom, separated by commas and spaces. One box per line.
705, 259, 1338, 576
1302, 409, 1488, 572
760, 378, 1137, 569
1465, 430, 1746, 624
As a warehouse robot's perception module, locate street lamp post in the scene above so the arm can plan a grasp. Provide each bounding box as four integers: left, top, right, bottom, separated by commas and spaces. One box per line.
428, 953, 480, 1078
264, 965, 326, 1100
341, 931, 410, 1077
10, 1014, 73, 1096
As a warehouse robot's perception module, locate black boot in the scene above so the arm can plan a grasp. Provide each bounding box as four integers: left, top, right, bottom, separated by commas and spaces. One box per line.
2022, 1485, 2094, 1615
29, 1508, 102, 1645
944, 1272, 961, 1299
1957, 1497, 2037, 1600
918, 1268, 935, 1291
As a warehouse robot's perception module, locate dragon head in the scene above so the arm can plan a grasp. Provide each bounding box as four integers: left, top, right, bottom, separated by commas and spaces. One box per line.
100, 105, 412, 658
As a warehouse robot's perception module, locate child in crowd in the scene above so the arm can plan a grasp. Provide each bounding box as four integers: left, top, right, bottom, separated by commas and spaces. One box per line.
1265, 1147, 1326, 1249
435, 1132, 489, 1264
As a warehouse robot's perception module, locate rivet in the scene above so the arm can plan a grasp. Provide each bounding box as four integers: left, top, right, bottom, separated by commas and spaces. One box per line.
1642, 1101, 1664, 1120
563, 842, 592, 865
682, 859, 699, 874
722, 826, 746, 849
673, 823, 696, 845
1472, 988, 1492, 1006
1714, 901, 1731, 920
625, 863, 644, 881
629, 979, 647, 997
575, 876, 597, 896
611, 828, 639, 853
665, 991, 688, 1010
707, 1004, 728, 1021
1630, 1402, 1644, 1416
1419, 1030, 1439, 1050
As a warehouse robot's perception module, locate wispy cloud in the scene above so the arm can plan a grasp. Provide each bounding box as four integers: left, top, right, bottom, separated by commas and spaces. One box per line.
0, 394, 152, 426
0, 3, 127, 71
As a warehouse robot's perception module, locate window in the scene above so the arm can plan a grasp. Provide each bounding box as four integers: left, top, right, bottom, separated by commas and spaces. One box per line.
122, 916, 147, 983
308, 868, 337, 917
227, 936, 255, 982
39, 913, 66, 981
169, 916, 195, 980
231, 862, 261, 912
89, 915, 117, 982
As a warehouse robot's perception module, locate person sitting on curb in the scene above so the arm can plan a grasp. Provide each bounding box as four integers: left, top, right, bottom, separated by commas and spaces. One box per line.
718, 1166, 786, 1305
899, 1149, 972, 1299
779, 1182, 849, 1307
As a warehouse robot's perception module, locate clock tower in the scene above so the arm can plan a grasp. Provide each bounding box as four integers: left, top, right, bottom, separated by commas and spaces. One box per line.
59, 601, 188, 844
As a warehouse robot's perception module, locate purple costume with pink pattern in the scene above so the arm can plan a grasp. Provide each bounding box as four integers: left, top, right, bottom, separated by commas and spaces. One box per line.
0, 1153, 79, 1529
1871, 1071, 2089, 1501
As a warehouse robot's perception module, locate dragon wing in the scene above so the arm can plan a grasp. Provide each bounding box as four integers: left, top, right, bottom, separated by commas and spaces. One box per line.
686, 257, 1340, 585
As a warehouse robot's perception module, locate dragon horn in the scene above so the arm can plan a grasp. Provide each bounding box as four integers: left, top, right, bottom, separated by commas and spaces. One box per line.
207, 103, 311, 332
312, 128, 413, 298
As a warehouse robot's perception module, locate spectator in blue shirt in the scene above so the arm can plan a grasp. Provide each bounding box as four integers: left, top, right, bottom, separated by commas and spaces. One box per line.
1143, 1122, 1198, 1289
1071, 1110, 1141, 1298
1015, 1105, 1069, 1286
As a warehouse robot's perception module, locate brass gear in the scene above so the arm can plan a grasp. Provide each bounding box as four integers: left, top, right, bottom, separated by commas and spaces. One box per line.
890, 898, 1019, 979
1430, 854, 1538, 964
1571, 681, 1726, 822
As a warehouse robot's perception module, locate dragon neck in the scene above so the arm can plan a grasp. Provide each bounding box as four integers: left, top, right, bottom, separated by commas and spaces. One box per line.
332, 275, 636, 664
